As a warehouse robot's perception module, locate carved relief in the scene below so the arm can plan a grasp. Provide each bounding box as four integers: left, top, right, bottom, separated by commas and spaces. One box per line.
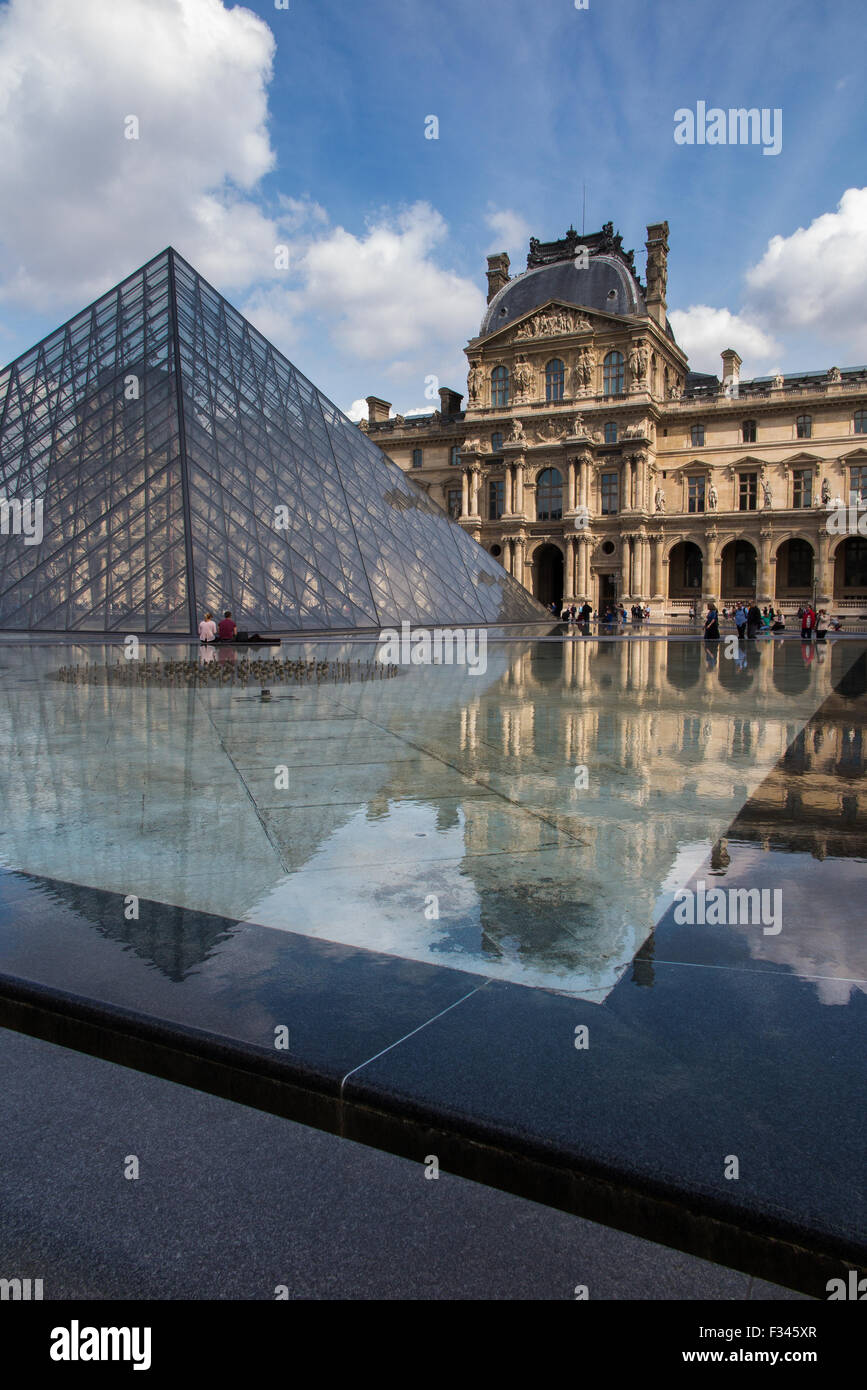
507, 418, 525, 443
515, 307, 592, 340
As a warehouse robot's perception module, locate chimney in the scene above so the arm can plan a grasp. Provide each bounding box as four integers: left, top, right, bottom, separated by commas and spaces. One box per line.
365, 395, 392, 424
721, 348, 742, 397
644, 222, 669, 327
486, 252, 510, 304
438, 386, 463, 416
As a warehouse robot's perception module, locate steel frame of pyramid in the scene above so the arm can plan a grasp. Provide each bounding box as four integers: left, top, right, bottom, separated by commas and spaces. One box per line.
0, 249, 547, 634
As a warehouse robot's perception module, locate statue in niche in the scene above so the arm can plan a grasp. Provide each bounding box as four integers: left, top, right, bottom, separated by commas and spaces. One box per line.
654, 487, 666, 513
707, 482, 718, 511
571, 413, 585, 436
821, 476, 831, 505
571, 347, 595, 394
628, 342, 649, 383
512, 355, 534, 398
761, 476, 774, 508
467, 361, 484, 403
507, 418, 525, 443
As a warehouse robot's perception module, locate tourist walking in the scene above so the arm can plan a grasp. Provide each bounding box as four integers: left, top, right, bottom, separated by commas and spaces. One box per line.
703, 603, 720, 639
734, 604, 747, 640
746, 603, 762, 638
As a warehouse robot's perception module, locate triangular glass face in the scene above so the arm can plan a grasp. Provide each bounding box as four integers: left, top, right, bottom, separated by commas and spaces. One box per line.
0, 249, 546, 632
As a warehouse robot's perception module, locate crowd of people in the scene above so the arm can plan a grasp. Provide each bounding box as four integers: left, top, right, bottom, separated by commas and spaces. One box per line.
547, 597, 843, 641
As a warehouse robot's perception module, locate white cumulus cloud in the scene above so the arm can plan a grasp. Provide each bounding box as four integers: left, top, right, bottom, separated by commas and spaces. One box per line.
0, 0, 279, 308
485, 208, 531, 257
298, 203, 485, 360
744, 187, 867, 350
668, 305, 780, 376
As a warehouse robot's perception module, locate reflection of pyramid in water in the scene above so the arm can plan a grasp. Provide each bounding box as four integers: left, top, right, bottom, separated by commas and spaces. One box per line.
0, 248, 545, 633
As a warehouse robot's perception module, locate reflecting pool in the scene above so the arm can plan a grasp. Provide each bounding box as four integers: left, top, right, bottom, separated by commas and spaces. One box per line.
0, 635, 864, 1001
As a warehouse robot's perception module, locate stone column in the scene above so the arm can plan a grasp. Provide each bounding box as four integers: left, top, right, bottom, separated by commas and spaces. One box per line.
580, 457, 590, 510
566, 458, 576, 512
815, 529, 831, 599
704, 527, 719, 601
461, 469, 469, 517
637, 534, 649, 596
514, 459, 525, 515
758, 528, 773, 601
505, 465, 513, 515
566, 535, 577, 599
514, 536, 526, 587
650, 533, 664, 596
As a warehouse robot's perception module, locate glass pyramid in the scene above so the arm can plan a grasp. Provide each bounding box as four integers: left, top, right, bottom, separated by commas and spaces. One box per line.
0, 249, 546, 633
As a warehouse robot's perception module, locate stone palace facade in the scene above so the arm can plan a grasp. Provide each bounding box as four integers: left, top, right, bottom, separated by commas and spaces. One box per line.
360, 221, 867, 616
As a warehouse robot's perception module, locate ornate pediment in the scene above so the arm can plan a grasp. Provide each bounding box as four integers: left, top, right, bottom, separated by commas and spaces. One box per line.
511, 303, 594, 342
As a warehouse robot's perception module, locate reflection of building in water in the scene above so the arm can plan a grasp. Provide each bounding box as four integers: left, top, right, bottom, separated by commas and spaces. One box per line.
0, 639, 859, 994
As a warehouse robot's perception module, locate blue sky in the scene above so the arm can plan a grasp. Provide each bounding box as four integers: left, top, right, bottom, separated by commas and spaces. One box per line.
0, 0, 865, 415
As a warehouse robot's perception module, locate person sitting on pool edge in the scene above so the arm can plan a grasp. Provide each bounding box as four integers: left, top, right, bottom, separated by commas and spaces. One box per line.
198, 611, 217, 643
217, 610, 237, 641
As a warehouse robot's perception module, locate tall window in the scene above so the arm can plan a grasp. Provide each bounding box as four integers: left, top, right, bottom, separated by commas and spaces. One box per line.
601, 472, 619, 514
786, 539, 813, 589
739, 472, 757, 511
734, 541, 757, 588
792, 469, 812, 508
604, 421, 617, 444
449, 445, 460, 466
603, 351, 624, 395
844, 538, 867, 587
742, 419, 757, 444
691, 423, 705, 447
855, 410, 867, 435
796, 414, 812, 439
447, 488, 461, 518
412, 448, 423, 469
490, 432, 503, 454
491, 365, 509, 408
536, 468, 563, 521
489, 479, 504, 520
850, 467, 867, 505
688, 477, 705, 513
545, 359, 565, 402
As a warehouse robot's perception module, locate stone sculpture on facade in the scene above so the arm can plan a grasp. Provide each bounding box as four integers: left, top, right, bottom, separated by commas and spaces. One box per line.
467, 361, 484, 403
654, 487, 666, 513
512, 355, 535, 400
821, 476, 831, 505
507, 418, 525, 443
708, 482, 718, 511
571, 347, 595, 396
761, 476, 774, 508
628, 341, 649, 385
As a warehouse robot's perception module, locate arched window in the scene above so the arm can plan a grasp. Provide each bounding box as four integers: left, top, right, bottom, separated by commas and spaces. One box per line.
742, 420, 757, 444
411, 448, 423, 469
785, 539, 814, 589
604, 422, 617, 444
603, 351, 624, 395
545, 359, 565, 403
490, 432, 503, 454
855, 410, 867, 435
796, 414, 812, 439
491, 365, 509, 408
449, 445, 460, 466
536, 468, 563, 521
691, 423, 705, 447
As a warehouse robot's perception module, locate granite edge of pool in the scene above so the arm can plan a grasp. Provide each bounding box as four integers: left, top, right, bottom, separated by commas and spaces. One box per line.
0, 958, 862, 1302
